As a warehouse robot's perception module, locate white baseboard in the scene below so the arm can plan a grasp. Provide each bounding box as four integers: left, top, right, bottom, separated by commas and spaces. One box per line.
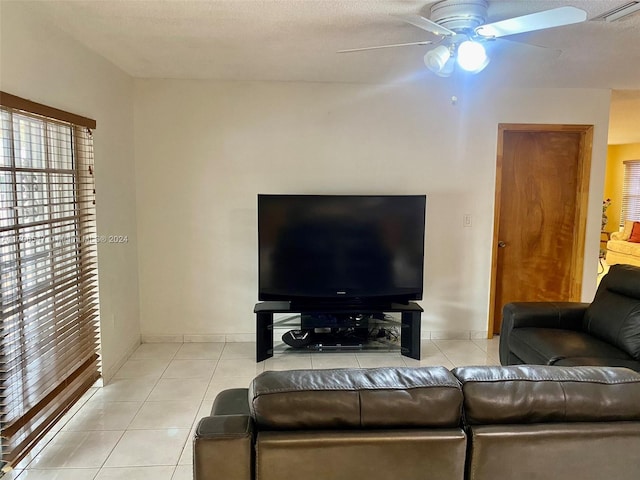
184, 334, 226, 343
140, 333, 255, 343
224, 333, 256, 342
101, 334, 141, 383
139, 330, 491, 343
470, 330, 491, 339
421, 330, 490, 340
140, 334, 184, 343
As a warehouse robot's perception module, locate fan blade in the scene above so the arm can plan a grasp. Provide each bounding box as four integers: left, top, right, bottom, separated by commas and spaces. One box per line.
493, 37, 560, 55
338, 40, 434, 53
484, 37, 562, 60
476, 6, 587, 38
394, 14, 455, 37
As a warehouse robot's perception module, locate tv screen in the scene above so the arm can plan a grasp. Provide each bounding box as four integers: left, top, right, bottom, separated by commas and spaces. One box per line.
258, 194, 426, 306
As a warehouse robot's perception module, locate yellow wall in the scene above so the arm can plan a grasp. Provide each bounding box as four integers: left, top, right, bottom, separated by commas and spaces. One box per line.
604, 143, 640, 231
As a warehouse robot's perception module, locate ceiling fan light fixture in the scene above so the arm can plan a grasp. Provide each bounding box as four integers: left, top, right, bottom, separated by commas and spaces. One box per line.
436, 57, 456, 77
456, 40, 489, 73
424, 45, 452, 74
342, 2, 589, 80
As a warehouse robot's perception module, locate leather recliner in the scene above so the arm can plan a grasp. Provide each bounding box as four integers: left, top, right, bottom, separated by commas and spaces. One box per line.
499, 263, 640, 371
193, 365, 640, 480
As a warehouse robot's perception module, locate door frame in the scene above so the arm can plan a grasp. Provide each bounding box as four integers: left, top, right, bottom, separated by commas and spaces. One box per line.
487, 123, 594, 338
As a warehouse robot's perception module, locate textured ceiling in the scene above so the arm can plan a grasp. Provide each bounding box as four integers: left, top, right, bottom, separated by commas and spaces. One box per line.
19, 0, 640, 142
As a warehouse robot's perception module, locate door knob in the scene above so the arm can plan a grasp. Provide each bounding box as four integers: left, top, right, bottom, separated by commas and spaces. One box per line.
498, 241, 506, 248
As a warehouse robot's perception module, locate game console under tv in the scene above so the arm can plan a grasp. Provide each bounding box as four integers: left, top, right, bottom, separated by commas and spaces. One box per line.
282, 327, 370, 350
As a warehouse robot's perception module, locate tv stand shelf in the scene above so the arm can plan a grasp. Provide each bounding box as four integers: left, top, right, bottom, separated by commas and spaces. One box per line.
254, 301, 422, 362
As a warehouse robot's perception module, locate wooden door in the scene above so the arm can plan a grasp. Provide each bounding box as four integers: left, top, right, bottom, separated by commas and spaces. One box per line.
488, 124, 593, 336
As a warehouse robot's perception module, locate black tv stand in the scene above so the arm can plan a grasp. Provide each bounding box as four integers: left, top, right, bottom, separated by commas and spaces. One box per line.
254, 301, 422, 362
288, 301, 400, 311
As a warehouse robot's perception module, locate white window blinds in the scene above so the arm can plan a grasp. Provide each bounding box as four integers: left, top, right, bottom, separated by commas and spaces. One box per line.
621, 160, 640, 227
0, 95, 100, 471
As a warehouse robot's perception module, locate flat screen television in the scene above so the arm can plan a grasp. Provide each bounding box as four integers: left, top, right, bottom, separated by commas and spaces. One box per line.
258, 194, 426, 306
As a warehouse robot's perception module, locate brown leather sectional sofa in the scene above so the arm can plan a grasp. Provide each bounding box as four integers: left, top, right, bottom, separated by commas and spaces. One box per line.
194, 365, 640, 480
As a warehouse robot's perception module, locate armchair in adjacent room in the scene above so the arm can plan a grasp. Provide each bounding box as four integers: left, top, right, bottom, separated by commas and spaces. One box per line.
499, 263, 640, 372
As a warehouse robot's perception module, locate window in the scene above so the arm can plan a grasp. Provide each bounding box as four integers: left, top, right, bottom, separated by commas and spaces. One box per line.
0, 93, 100, 470
621, 160, 640, 227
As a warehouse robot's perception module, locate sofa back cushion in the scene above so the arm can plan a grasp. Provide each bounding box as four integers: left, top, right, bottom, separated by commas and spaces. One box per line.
584, 264, 640, 360
452, 365, 640, 424
249, 367, 462, 429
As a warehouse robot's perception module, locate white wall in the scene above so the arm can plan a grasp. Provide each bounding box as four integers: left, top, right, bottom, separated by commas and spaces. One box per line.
0, 2, 610, 373
1, 2, 140, 380
134, 79, 610, 340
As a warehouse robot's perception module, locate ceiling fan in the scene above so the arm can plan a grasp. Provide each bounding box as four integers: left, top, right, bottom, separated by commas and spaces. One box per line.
338, 0, 587, 77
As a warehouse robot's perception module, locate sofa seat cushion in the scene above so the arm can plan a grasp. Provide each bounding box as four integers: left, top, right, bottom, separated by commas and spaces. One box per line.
606, 249, 640, 268
607, 238, 640, 255
606, 239, 640, 256
509, 327, 633, 365
553, 356, 640, 371
452, 365, 640, 424
249, 367, 462, 430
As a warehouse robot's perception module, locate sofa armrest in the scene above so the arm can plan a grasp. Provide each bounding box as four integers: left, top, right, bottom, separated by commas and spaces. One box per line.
499, 302, 589, 365
610, 231, 624, 241
194, 415, 254, 480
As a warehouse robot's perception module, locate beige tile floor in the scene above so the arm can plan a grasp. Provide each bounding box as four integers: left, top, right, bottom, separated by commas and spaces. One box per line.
7, 338, 500, 480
